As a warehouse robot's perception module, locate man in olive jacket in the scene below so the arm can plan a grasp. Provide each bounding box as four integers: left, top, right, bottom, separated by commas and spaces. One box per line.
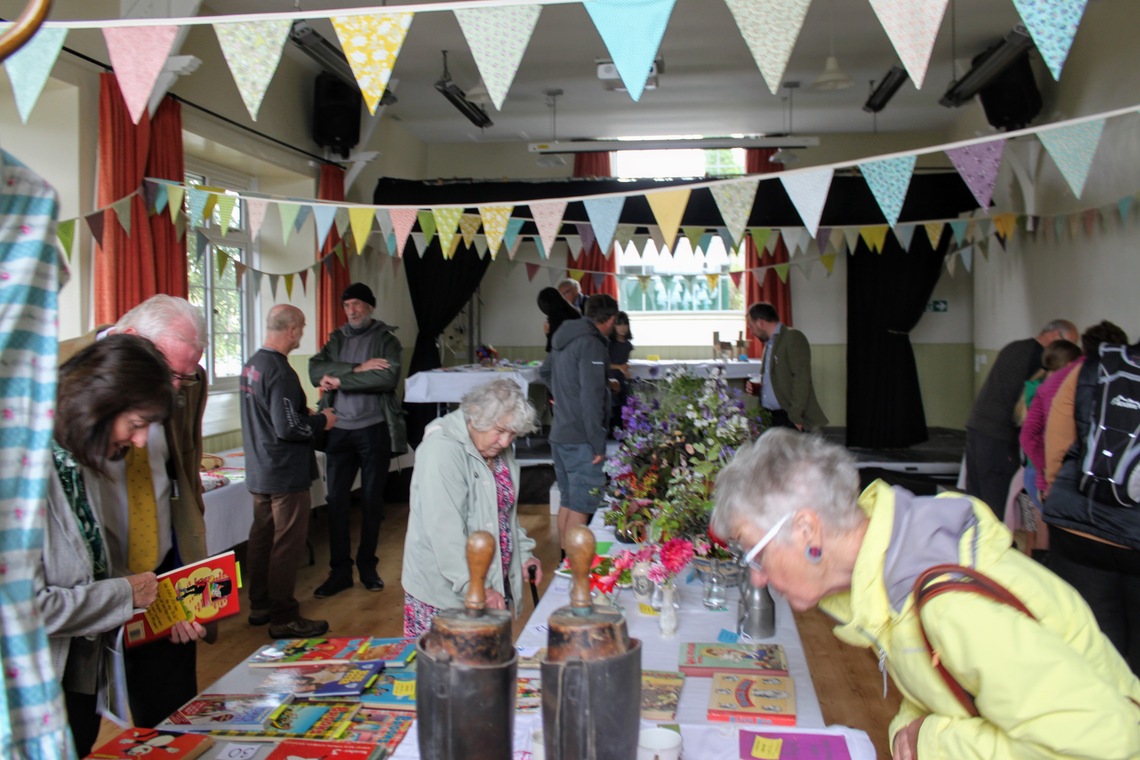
309, 283, 407, 598
745, 301, 828, 432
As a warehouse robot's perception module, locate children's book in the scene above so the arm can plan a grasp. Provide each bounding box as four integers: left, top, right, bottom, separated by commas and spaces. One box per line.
123, 551, 240, 648
309, 660, 385, 699
355, 637, 418, 668
640, 670, 685, 720
515, 677, 541, 712
515, 646, 546, 670
707, 673, 796, 726
340, 707, 415, 755
157, 693, 290, 732
358, 670, 417, 712
86, 727, 214, 759
263, 739, 383, 760
737, 729, 852, 760
679, 642, 788, 677
205, 703, 360, 742
248, 637, 367, 667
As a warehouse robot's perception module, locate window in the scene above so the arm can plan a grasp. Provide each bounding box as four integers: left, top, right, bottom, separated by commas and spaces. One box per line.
185, 163, 254, 389
611, 148, 747, 314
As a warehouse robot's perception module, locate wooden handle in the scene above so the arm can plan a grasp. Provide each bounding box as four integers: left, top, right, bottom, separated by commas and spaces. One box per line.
464, 530, 495, 614
566, 525, 596, 610
0, 0, 52, 64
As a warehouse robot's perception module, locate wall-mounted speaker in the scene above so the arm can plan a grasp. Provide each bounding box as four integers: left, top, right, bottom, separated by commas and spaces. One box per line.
312, 72, 360, 159
977, 51, 1041, 131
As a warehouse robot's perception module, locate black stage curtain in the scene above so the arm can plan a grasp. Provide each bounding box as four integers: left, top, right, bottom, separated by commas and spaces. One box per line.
846, 228, 951, 449
402, 240, 491, 446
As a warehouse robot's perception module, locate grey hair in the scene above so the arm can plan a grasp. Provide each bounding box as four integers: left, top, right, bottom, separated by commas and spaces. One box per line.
1039, 319, 1077, 339
460, 378, 540, 435
557, 277, 581, 295
116, 295, 207, 350
712, 429, 863, 546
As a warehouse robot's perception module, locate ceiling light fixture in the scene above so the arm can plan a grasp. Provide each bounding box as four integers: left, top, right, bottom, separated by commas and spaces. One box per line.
435, 50, 493, 128
535, 89, 567, 167
771, 81, 802, 164
863, 65, 909, 113
597, 58, 663, 92
812, 1, 853, 91
939, 25, 1034, 108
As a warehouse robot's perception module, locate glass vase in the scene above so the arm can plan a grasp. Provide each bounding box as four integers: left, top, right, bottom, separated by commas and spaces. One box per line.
702, 558, 728, 610
657, 582, 678, 638
651, 577, 681, 611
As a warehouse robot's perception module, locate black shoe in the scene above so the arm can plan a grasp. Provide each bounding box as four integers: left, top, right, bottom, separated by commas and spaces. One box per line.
267, 617, 329, 639
362, 576, 384, 592
314, 575, 353, 598
248, 611, 270, 626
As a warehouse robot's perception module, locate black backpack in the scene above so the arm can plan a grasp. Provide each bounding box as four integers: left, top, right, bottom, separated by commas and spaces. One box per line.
1079, 343, 1140, 508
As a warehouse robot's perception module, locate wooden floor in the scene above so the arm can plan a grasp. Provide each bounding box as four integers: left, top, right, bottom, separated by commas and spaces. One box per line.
109, 498, 900, 757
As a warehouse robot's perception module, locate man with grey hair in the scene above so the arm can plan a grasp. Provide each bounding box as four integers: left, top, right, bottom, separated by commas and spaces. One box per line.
965, 318, 1078, 519
558, 277, 586, 312
59, 294, 210, 727
241, 305, 336, 639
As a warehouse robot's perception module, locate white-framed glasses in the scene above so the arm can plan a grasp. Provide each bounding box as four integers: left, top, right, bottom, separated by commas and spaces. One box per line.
741, 513, 793, 571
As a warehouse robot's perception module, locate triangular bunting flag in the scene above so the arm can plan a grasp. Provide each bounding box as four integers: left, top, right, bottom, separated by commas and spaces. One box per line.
723, 0, 810, 94
454, 4, 541, 110
433, 207, 464, 256
682, 226, 704, 251
646, 188, 690, 251
867, 0, 949, 88
820, 252, 836, 274
584, 0, 677, 101
311, 203, 336, 246
924, 221, 944, 248
145, 180, 164, 214
216, 249, 230, 278
111, 196, 133, 236
614, 224, 637, 255
648, 227, 666, 253
390, 207, 417, 257
349, 206, 375, 253
167, 185, 184, 224
334, 206, 350, 238
268, 273, 279, 300
4, 26, 67, 123
410, 231, 427, 257
246, 198, 269, 241
530, 199, 568, 260
780, 168, 832, 237
233, 261, 246, 286
710, 178, 759, 249
284, 273, 295, 300
592, 272, 607, 290
474, 234, 489, 258
298, 269, 308, 294
860, 225, 889, 253
774, 263, 790, 283
729, 270, 743, 289
637, 275, 651, 293
705, 273, 720, 292
784, 227, 810, 257
56, 217, 76, 261
459, 213, 481, 247
103, 25, 180, 123
949, 219, 968, 245
894, 223, 916, 251
843, 226, 861, 254
193, 229, 208, 264
563, 234, 582, 258
1038, 118, 1105, 199
278, 202, 300, 245
479, 205, 513, 255
993, 213, 1018, 240
418, 209, 438, 241
960, 246, 973, 273
1012, 0, 1089, 80
583, 196, 624, 255
503, 217, 526, 254
749, 227, 771, 253
445, 231, 462, 259
945, 250, 958, 276
859, 155, 916, 227
375, 207, 394, 241
293, 204, 312, 233
525, 262, 540, 281
215, 194, 237, 237
946, 139, 1006, 209
213, 19, 291, 120
330, 12, 414, 114
187, 188, 211, 228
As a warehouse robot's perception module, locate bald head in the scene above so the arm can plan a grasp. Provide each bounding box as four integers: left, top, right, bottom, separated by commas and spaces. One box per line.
264, 305, 305, 354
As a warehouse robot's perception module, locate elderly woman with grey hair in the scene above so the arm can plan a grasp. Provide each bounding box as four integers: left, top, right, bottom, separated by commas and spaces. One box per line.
401, 378, 544, 637
711, 428, 1140, 760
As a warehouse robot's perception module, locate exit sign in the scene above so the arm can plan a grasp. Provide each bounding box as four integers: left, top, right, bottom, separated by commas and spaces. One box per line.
925, 300, 948, 313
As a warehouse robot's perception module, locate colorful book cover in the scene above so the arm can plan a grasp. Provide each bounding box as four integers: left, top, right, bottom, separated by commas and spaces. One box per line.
707, 673, 796, 726
123, 551, 240, 648
516, 677, 541, 712
341, 707, 415, 754
157, 693, 290, 732
358, 670, 417, 712
261, 702, 360, 739
516, 646, 546, 670
309, 660, 385, 699
641, 670, 685, 720
264, 739, 382, 760
738, 729, 852, 759
248, 637, 368, 667
87, 727, 214, 759
679, 642, 789, 677
355, 637, 418, 668
248, 664, 361, 697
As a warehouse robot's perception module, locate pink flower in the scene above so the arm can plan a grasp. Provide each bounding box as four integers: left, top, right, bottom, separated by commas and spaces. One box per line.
647, 564, 668, 585
658, 538, 695, 576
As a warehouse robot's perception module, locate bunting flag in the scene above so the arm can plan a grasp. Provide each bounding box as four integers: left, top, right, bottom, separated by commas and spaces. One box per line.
843, 226, 860, 253
298, 269, 308, 294
894, 223, 915, 250
960, 246, 973, 273
592, 272, 607, 290
708, 178, 758, 250
749, 227, 771, 253
331, 12, 414, 114
859, 155, 916, 227
525, 262, 540, 281
828, 228, 846, 255
245, 198, 268, 241
433, 207, 464, 256
3, 26, 67, 123
1012, 0, 1089, 80
215, 194, 237, 237
945, 140, 1006, 209
1038, 118, 1104, 198
186, 188, 211, 228
993, 212, 1018, 240
682, 226, 704, 251
268, 273, 280, 300
454, 4, 541, 110
284, 273, 295, 300
349, 206, 375, 253
146, 180, 166, 214
410, 232, 427, 257
293, 204, 312, 233
375, 207, 395, 245
479, 205, 513, 255
56, 218, 76, 261
584, 0, 676, 101
949, 219, 968, 245
729, 270, 743, 289
530, 200, 568, 259
416, 209, 437, 242
563, 233, 582, 257
646, 188, 690, 250
103, 26, 180, 124
820, 252, 836, 273
779, 168, 833, 238
583, 196, 624, 255
277, 202, 299, 245
167, 185, 184, 224
723, 0, 811, 95
860, 225, 889, 253
614, 223, 637, 254
474, 234, 489, 258
458, 213, 481, 247
867, 0, 949, 89
503, 217, 526, 254
390, 207, 417, 257
773, 263, 789, 283
335, 206, 350, 238
312, 204, 338, 249
214, 19, 291, 121
705, 273, 720, 292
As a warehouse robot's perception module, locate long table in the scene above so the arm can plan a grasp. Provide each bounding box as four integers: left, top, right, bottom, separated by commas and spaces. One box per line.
628, 358, 762, 381
404, 364, 543, 404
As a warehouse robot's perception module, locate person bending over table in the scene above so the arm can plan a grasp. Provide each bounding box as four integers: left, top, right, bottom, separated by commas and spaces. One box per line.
711, 428, 1140, 760
402, 378, 544, 637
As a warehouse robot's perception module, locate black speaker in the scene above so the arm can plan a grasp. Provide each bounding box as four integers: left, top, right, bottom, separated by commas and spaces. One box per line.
312, 72, 361, 159
977, 51, 1041, 131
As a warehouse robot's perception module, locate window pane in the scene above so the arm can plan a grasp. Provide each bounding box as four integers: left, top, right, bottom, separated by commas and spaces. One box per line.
212, 332, 243, 378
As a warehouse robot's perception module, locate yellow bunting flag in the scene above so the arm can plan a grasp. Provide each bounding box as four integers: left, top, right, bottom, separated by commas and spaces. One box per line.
646, 188, 691, 251
820, 253, 836, 274
479, 205, 513, 256
216, 249, 229, 278
568, 269, 584, 282
167, 185, 184, 224
284, 273, 294, 300
459, 214, 481, 247
705, 274, 720, 292
860, 225, 889, 253
445, 231, 462, 260
924, 222, 944, 248
993, 213, 1018, 240
348, 207, 375, 254
637, 275, 651, 292
433, 207, 464, 256
331, 12, 414, 114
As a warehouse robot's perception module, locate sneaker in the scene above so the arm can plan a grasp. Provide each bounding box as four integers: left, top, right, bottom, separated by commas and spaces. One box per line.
314, 575, 353, 598
268, 617, 329, 639
361, 576, 384, 592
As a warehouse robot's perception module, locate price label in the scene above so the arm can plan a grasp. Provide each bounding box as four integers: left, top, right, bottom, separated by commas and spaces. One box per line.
394, 679, 417, 698
214, 743, 260, 760
750, 735, 783, 759
638, 603, 658, 616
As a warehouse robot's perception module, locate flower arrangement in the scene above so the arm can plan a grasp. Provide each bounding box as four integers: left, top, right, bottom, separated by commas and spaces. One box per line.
603, 367, 765, 553
475, 344, 499, 364
597, 538, 696, 593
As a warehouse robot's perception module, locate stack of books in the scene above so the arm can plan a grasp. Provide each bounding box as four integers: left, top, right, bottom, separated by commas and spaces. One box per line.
678, 641, 797, 726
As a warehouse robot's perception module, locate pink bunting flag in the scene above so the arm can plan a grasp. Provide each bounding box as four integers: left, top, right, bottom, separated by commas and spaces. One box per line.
530, 200, 568, 260
945, 140, 1006, 210
389, 207, 418, 257
103, 26, 180, 124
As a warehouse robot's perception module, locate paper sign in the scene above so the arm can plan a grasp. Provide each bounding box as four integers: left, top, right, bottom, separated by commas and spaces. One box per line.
717, 628, 740, 643
639, 603, 658, 616
751, 735, 783, 758
393, 679, 416, 698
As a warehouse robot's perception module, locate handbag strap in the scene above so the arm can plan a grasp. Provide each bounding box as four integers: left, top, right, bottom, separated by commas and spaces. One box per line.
912, 563, 1037, 717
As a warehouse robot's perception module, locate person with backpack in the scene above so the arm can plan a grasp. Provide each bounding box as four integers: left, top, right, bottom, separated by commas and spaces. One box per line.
1042, 336, 1140, 676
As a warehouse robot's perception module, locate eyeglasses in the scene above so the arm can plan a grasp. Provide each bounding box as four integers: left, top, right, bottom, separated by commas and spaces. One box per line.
741, 513, 793, 572
172, 371, 199, 387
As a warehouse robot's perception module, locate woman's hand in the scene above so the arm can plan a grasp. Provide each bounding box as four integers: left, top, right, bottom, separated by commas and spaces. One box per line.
127, 572, 158, 608
485, 588, 507, 610
892, 717, 924, 760
523, 557, 543, 587
169, 620, 207, 644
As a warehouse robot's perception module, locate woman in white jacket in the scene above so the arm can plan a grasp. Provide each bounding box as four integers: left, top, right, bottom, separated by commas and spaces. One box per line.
401, 379, 544, 637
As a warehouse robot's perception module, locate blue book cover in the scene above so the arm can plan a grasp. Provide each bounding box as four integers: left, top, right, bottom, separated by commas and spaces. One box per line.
359, 671, 416, 712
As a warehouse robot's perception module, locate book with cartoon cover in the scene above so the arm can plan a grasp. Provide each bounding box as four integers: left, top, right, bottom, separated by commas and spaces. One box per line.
248, 637, 367, 667
204, 702, 359, 742
516, 677, 541, 712
679, 642, 788, 677
157, 693, 290, 732
123, 551, 240, 648
340, 707, 415, 754
355, 637, 417, 668
263, 738, 382, 760
358, 670, 416, 712
707, 673, 796, 726
640, 670, 685, 720
87, 727, 214, 759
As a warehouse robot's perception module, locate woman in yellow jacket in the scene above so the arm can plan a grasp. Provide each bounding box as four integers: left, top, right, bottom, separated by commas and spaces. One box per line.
712, 429, 1140, 760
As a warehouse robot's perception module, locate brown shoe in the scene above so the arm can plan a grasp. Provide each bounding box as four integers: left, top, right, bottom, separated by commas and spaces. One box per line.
268, 617, 329, 639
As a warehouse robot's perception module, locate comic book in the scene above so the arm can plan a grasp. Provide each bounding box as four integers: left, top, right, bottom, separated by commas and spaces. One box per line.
248, 637, 368, 667
123, 551, 240, 648
86, 727, 214, 759
354, 637, 418, 669
309, 661, 385, 699
679, 642, 788, 677
640, 670, 685, 720
204, 703, 360, 742
263, 739, 382, 760
515, 677, 541, 712
339, 707, 415, 755
358, 670, 417, 712
157, 693, 290, 732
707, 673, 796, 726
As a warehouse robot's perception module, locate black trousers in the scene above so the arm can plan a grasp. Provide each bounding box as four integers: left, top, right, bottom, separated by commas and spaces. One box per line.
324, 422, 391, 581
64, 689, 101, 757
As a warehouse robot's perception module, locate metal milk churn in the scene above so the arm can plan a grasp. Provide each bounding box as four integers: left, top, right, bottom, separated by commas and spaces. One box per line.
541, 526, 642, 760
738, 570, 776, 640
417, 531, 517, 760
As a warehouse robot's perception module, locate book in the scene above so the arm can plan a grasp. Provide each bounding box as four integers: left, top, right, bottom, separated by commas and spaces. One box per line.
157, 693, 290, 732
640, 670, 685, 720
264, 739, 383, 760
738, 729, 852, 760
679, 642, 789, 678
707, 673, 796, 726
309, 660, 386, 699
355, 637, 418, 668
358, 670, 417, 712
247, 664, 361, 697
86, 727, 214, 759
515, 646, 546, 670
123, 550, 240, 648
341, 707, 415, 754
516, 676, 541, 712
204, 703, 360, 742
248, 637, 368, 667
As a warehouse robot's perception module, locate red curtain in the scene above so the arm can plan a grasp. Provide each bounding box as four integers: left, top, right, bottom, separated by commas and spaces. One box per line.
147, 97, 186, 300
317, 164, 348, 345
571, 153, 618, 299
743, 148, 792, 358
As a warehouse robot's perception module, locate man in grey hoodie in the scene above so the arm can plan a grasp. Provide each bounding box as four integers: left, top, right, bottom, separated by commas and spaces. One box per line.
540, 293, 618, 549
309, 283, 407, 598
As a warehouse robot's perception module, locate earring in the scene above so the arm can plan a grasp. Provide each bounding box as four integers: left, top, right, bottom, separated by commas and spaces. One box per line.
805, 545, 822, 563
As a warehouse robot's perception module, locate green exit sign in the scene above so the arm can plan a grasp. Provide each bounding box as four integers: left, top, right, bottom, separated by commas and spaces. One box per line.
925, 300, 948, 313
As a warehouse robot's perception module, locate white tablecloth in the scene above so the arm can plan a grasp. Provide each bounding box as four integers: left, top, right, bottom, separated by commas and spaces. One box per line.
628, 358, 762, 381
404, 364, 543, 404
